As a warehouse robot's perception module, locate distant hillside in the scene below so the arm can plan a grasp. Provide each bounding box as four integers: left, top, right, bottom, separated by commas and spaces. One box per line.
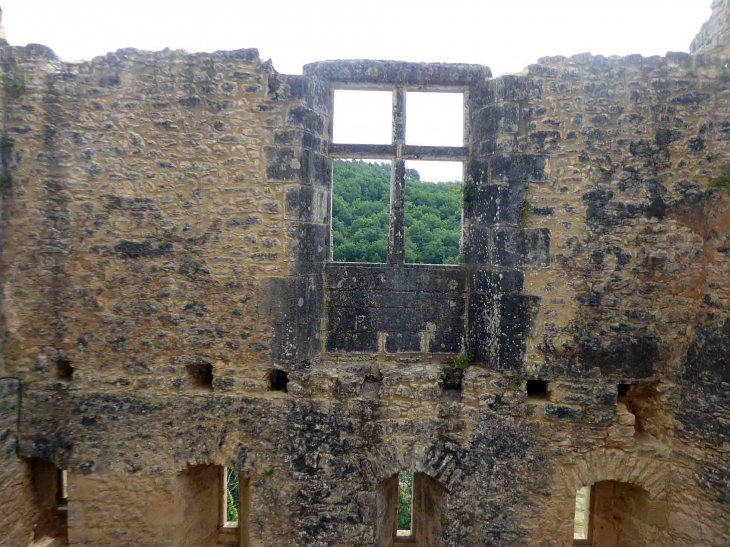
332, 160, 461, 264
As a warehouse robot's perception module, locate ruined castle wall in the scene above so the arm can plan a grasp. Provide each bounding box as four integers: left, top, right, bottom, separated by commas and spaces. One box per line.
511, 49, 730, 545
0, 4, 729, 547
0, 42, 333, 546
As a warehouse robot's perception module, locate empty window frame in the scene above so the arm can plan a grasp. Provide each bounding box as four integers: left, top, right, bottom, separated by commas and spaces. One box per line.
396, 471, 414, 537
329, 85, 469, 265
220, 467, 251, 544
404, 160, 463, 265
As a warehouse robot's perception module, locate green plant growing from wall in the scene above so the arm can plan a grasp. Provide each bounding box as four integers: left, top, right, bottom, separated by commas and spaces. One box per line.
450, 352, 472, 368
461, 183, 478, 213
3, 61, 26, 95
0, 136, 14, 194
0, 171, 12, 193
712, 164, 730, 192
508, 374, 526, 391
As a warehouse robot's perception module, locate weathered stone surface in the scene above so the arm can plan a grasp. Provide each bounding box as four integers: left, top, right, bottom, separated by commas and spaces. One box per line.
1, 3, 730, 546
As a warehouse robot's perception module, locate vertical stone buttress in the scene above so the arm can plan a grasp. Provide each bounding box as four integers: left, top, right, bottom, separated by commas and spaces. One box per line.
465, 75, 548, 371
261, 69, 331, 369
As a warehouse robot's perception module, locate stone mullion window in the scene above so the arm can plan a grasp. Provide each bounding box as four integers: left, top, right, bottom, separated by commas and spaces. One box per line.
329, 83, 470, 266
389, 86, 407, 265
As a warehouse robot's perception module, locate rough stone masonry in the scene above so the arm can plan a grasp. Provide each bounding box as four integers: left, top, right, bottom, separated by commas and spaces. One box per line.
1, 1, 729, 546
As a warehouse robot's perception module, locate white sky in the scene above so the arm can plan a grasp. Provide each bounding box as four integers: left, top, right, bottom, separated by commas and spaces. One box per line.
1, 0, 712, 182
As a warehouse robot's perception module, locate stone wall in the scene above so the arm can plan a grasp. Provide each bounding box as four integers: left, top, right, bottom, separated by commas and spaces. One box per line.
0, 2, 729, 546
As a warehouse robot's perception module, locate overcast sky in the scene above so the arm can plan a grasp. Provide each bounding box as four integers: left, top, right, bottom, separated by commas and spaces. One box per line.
1, 0, 712, 181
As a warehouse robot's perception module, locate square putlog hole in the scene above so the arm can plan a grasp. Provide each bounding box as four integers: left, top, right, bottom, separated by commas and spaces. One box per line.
526, 380, 549, 400
57, 359, 74, 380
269, 369, 289, 392
186, 364, 213, 391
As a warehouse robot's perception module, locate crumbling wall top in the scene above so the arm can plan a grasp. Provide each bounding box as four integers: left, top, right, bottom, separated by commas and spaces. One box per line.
691, 0, 730, 53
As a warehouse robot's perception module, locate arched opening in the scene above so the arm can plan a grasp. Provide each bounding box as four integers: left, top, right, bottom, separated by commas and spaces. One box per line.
572, 481, 667, 546
376, 472, 447, 547
29, 459, 68, 546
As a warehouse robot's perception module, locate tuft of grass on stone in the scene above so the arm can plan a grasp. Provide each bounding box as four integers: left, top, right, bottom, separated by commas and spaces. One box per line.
450, 352, 472, 368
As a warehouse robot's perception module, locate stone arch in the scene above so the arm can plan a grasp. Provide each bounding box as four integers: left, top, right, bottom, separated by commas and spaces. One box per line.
562, 449, 670, 499
366, 440, 458, 492
371, 442, 452, 547
547, 449, 670, 546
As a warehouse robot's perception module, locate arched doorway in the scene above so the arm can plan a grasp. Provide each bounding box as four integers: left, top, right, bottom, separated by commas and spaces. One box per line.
572, 481, 668, 546
375, 471, 447, 547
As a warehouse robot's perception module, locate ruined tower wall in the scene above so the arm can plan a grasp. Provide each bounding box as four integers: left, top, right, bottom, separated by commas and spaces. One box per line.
0, 3, 729, 547
0, 44, 334, 546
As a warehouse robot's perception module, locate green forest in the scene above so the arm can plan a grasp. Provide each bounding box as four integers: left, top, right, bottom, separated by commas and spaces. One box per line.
332, 160, 462, 264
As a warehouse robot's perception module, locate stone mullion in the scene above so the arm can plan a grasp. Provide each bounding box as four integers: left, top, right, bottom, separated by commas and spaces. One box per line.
388, 87, 407, 265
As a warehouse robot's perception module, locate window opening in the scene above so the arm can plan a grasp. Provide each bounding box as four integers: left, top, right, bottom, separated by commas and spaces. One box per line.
579, 481, 667, 546
221, 468, 251, 545
269, 369, 289, 392
329, 85, 469, 266
406, 91, 464, 147
224, 467, 239, 526
186, 363, 213, 391
334, 90, 392, 145
617, 383, 630, 397
57, 359, 73, 379
30, 459, 68, 544
526, 380, 549, 400
397, 471, 414, 537
573, 486, 591, 542
58, 470, 68, 507
332, 159, 391, 263
404, 160, 463, 265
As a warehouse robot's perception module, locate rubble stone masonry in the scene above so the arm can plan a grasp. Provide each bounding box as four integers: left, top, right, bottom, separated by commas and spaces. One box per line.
1, 1, 729, 546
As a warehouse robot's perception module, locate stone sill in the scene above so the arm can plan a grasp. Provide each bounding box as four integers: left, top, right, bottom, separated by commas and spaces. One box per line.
217, 525, 239, 546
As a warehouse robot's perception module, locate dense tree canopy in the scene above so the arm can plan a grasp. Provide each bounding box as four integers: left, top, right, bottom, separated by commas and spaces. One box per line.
332, 160, 462, 264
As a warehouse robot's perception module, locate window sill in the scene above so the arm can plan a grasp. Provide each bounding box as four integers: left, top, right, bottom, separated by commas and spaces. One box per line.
326, 262, 462, 270
218, 525, 239, 546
